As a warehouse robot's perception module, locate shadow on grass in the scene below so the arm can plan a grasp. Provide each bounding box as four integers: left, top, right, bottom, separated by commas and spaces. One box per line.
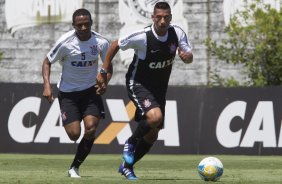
141, 178, 199, 181
79, 176, 95, 178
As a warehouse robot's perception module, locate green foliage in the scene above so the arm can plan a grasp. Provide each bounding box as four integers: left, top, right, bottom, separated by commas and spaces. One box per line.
205, 0, 282, 86
208, 70, 240, 87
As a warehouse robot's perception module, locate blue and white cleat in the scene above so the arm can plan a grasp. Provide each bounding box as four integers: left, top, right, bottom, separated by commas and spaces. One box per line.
123, 140, 135, 165
118, 162, 138, 180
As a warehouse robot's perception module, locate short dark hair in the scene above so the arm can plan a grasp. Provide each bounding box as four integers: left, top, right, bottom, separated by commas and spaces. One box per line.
72, 8, 92, 24
154, 1, 171, 11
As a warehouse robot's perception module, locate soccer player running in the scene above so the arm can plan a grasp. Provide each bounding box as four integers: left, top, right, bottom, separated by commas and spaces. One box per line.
42, 8, 112, 178
97, 1, 193, 180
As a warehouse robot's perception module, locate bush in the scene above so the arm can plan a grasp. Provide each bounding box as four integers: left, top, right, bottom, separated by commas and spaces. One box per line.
205, 0, 282, 87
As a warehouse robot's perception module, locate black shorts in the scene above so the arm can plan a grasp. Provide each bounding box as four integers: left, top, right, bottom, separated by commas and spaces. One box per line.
58, 86, 105, 126
126, 82, 167, 128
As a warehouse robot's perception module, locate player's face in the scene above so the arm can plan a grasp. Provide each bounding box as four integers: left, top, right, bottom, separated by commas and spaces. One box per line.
73, 15, 92, 41
152, 8, 172, 36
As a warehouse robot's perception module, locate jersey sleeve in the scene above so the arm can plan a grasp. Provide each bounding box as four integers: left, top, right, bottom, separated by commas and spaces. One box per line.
46, 41, 65, 64
99, 39, 110, 62
118, 30, 146, 51
173, 25, 192, 53
46, 31, 74, 64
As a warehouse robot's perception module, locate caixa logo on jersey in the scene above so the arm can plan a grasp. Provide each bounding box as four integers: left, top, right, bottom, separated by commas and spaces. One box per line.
7, 97, 180, 147
216, 101, 282, 148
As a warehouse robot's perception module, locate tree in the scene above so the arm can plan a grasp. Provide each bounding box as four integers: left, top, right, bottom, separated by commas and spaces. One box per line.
205, 0, 282, 86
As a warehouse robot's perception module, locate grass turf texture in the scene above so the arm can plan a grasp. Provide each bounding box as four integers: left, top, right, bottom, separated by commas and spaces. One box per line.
0, 154, 281, 184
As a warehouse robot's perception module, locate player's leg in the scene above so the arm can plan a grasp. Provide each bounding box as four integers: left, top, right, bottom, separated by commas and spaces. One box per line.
62, 112, 83, 178
133, 127, 160, 165
64, 121, 83, 178
119, 120, 150, 180
64, 121, 82, 141
123, 118, 151, 164
125, 106, 163, 161
68, 86, 104, 177
124, 107, 162, 167
119, 119, 150, 180
119, 83, 164, 179
58, 90, 84, 178
124, 106, 162, 162
63, 86, 104, 178
120, 107, 163, 180
69, 115, 100, 171
123, 83, 161, 162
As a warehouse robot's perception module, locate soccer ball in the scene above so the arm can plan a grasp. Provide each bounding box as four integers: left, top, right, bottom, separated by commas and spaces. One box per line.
197, 156, 223, 181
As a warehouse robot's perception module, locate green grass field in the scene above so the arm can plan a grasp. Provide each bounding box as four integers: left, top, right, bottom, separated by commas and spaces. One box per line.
0, 154, 281, 184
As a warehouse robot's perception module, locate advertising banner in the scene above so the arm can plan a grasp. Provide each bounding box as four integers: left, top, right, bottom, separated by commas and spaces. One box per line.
0, 83, 282, 155
5, 0, 83, 33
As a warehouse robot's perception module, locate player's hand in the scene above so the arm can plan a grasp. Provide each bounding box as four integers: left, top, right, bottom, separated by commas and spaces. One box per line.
95, 84, 106, 95
96, 73, 107, 95
178, 48, 193, 64
42, 84, 54, 103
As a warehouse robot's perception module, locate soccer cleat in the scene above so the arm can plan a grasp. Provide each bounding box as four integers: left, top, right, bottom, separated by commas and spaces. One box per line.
68, 167, 81, 178
123, 140, 135, 165
118, 162, 138, 180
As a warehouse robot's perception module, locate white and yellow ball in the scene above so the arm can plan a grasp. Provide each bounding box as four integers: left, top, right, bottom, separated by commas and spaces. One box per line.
197, 156, 223, 181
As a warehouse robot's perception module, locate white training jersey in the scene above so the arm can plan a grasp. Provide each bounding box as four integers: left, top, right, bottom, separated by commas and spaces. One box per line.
47, 30, 109, 92
118, 24, 192, 60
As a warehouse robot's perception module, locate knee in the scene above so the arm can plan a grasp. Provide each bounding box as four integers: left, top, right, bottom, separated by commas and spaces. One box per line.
68, 132, 80, 141
64, 121, 81, 141
84, 126, 96, 140
147, 113, 163, 128
146, 108, 163, 128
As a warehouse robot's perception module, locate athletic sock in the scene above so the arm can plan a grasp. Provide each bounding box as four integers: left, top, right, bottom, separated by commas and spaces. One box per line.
128, 120, 151, 146
70, 137, 94, 169
125, 138, 152, 168
133, 138, 152, 164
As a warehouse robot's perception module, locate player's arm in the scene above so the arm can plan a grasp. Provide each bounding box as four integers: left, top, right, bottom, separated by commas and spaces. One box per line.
100, 40, 114, 85
42, 57, 54, 103
96, 40, 114, 95
174, 25, 193, 64
97, 40, 120, 86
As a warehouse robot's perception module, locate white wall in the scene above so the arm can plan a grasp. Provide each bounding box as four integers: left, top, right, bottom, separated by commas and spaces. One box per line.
1, 0, 278, 86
